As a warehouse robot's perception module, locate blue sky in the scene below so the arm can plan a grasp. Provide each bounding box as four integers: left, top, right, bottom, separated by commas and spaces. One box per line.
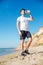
0, 0, 43, 48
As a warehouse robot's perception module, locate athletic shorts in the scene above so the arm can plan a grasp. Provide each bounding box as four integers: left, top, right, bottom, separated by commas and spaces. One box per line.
20, 30, 32, 40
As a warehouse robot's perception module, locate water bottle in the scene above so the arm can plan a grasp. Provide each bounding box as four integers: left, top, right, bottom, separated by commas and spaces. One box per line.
25, 10, 30, 14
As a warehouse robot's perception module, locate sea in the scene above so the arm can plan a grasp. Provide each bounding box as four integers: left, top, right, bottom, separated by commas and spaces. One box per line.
0, 48, 16, 56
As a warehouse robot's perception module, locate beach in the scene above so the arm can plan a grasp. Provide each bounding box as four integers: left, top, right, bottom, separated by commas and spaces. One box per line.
0, 45, 43, 65
0, 27, 43, 65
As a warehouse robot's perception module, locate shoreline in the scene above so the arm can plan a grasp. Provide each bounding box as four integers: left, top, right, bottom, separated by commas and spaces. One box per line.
0, 46, 43, 65
0, 48, 16, 56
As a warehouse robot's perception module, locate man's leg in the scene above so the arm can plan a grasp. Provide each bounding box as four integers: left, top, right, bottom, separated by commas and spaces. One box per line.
20, 39, 24, 51
27, 38, 32, 49
25, 38, 32, 54
26, 31, 32, 50
20, 39, 27, 56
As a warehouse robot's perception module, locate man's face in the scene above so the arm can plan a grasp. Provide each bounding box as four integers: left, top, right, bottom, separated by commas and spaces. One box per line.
21, 10, 25, 15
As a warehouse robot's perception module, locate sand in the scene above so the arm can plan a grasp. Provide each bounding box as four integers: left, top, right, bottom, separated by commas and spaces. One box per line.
0, 45, 43, 65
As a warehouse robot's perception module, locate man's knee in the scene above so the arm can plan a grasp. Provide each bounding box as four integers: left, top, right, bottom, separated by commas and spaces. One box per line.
28, 38, 32, 42
21, 39, 24, 43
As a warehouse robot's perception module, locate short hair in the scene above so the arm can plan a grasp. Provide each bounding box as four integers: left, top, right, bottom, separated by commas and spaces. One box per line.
20, 8, 25, 12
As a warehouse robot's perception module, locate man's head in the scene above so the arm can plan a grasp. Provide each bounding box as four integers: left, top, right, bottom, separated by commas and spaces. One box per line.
20, 8, 25, 15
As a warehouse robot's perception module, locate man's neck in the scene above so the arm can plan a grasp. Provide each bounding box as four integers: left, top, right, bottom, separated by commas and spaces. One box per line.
22, 15, 25, 17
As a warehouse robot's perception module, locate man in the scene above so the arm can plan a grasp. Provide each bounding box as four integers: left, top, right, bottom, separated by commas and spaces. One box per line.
17, 8, 34, 56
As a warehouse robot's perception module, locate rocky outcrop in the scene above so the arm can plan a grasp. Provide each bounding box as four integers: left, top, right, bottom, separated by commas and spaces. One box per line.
31, 26, 43, 46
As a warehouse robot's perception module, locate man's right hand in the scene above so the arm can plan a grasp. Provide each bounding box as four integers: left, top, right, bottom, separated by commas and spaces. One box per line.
19, 31, 22, 36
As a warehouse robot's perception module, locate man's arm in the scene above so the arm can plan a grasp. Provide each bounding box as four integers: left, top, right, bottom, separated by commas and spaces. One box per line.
17, 21, 20, 34
17, 20, 22, 36
27, 11, 34, 21
28, 13, 34, 21
29, 13, 34, 21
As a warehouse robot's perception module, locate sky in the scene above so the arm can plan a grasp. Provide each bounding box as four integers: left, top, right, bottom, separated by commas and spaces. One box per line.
0, 0, 43, 48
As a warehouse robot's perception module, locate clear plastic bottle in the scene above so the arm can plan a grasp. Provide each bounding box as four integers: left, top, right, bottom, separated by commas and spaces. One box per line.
25, 10, 30, 14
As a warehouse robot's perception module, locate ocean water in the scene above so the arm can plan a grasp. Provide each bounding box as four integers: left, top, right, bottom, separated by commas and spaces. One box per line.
0, 48, 16, 56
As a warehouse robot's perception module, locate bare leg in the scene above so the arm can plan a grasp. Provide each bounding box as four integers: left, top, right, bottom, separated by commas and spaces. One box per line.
26, 38, 32, 50
21, 39, 27, 56
20, 39, 24, 51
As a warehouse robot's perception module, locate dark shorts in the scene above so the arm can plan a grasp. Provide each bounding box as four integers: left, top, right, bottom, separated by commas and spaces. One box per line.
20, 30, 32, 40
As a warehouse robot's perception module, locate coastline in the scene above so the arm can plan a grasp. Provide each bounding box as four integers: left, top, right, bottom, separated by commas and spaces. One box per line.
0, 48, 16, 56
0, 45, 43, 65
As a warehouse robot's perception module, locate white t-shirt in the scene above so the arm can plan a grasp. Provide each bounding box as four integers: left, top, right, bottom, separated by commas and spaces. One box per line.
17, 16, 30, 31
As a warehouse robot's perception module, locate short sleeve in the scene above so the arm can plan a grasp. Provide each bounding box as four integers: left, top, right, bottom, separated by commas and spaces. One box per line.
17, 17, 20, 22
